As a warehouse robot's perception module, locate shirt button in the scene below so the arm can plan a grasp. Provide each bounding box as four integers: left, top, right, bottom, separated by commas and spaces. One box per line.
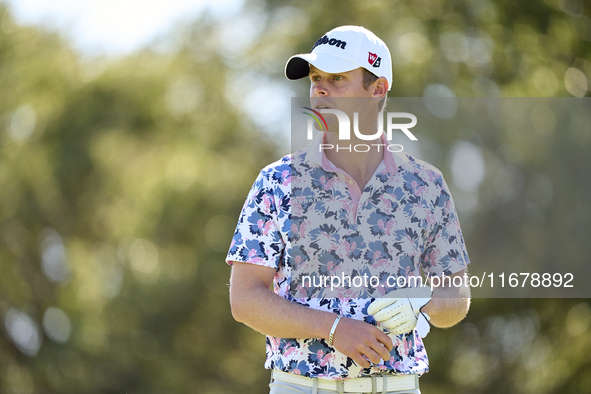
348, 180, 354, 185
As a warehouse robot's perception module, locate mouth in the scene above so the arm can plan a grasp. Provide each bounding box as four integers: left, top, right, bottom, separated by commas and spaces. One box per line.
314, 105, 332, 110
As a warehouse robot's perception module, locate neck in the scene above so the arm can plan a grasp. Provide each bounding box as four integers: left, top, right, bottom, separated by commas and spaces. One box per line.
324, 121, 384, 189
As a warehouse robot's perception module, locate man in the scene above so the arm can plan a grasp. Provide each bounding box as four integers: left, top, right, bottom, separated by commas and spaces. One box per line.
227, 26, 471, 394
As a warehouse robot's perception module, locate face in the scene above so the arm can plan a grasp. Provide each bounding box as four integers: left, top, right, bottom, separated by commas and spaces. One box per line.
308, 66, 385, 132
309, 66, 372, 100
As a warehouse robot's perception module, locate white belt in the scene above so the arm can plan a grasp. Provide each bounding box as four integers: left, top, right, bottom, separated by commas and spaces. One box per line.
272, 370, 418, 393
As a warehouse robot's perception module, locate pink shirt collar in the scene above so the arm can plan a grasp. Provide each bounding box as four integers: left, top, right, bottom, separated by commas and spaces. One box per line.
306, 132, 402, 175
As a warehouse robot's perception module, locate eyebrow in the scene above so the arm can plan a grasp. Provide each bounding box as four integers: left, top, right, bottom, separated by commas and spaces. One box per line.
309, 69, 347, 77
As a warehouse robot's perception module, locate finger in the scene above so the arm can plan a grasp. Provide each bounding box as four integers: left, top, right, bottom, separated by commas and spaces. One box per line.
378, 346, 392, 362
367, 298, 397, 315
352, 353, 371, 369
385, 319, 417, 335
383, 316, 416, 331
381, 311, 413, 329
373, 339, 392, 361
372, 301, 403, 321
360, 346, 383, 366
375, 329, 394, 352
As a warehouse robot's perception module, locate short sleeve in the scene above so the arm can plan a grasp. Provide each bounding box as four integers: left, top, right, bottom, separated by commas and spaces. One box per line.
225, 170, 285, 269
421, 175, 470, 277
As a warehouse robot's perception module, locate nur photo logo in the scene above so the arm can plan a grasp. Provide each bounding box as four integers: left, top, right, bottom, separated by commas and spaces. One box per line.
302, 107, 419, 152
302, 107, 328, 131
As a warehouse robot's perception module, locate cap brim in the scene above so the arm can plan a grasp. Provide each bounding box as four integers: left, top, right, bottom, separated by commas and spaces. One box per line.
285, 53, 360, 80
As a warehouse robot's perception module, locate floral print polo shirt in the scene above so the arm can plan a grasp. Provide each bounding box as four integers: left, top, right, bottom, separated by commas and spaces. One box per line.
226, 132, 470, 379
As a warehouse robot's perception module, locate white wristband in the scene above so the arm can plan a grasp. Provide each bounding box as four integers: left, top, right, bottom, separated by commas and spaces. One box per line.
328, 315, 342, 347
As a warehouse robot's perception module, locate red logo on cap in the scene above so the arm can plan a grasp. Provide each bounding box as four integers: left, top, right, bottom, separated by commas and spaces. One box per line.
368, 52, 377, 65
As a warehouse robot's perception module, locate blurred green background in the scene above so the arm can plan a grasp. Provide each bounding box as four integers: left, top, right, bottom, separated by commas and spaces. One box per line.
0, 0, 590, 393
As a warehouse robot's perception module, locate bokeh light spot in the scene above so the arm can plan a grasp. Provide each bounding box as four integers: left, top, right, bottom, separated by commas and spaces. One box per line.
564, 67, 588, 97
423, 84, 458, 119
398, 32, 432, 63
566, 302, 591, 336
4, 308, 42, 357
8, 104, 36, 144
450, 140, 486, 193
42, 307, 71, 344
165, 76, 203, 116
129, 238, 159, 274
39, 228, 71, 285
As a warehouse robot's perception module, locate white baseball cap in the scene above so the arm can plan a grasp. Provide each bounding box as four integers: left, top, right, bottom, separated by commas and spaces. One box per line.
285, 25, 393, 91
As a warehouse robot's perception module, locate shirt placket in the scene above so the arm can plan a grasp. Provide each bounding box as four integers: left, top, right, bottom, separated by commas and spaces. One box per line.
318, 159, 353, 223
341, 174, 362, 222
325, 163, 386, 224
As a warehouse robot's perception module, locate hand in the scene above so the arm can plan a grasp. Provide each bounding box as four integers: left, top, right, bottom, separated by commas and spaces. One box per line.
367, 286, 432, 336
331, 317, 393, 369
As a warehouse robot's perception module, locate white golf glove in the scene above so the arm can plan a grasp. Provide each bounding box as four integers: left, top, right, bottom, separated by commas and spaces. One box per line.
367, 285, 432, 337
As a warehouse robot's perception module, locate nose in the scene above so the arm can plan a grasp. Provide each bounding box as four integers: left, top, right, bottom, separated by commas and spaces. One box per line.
311, 80, 329, 97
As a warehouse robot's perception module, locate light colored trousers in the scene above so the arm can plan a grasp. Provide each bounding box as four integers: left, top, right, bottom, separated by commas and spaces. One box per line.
269, 380, 421, 394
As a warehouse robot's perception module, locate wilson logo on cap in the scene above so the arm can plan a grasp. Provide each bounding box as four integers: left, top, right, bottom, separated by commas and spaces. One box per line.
368, 52, 381, 68
311, 35, 347, 51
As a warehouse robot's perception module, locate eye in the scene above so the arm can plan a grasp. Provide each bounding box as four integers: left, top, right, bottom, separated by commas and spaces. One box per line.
333, 75, 343, 81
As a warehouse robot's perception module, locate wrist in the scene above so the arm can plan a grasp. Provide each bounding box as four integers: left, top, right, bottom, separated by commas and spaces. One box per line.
314, 311, 342, 340
328, 315, 342, 347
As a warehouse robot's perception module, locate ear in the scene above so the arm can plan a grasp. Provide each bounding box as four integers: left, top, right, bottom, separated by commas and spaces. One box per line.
371, 77, 388, 99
